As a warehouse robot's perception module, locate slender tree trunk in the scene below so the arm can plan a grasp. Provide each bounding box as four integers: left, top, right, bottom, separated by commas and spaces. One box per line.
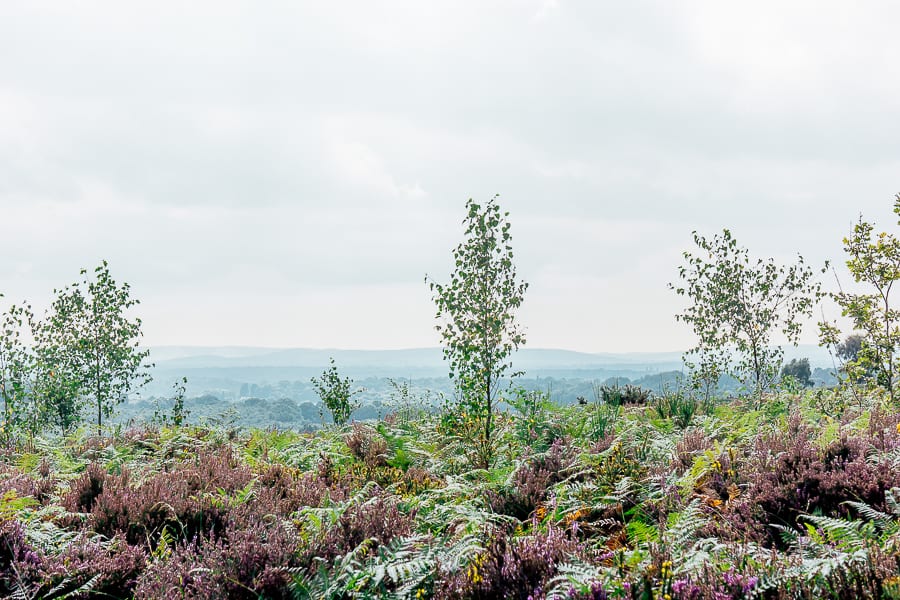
884, 294, 895, 403
750, 340, 762, 405
96, 349, 102, 436
484, 371, 492, 468
96, 381, 102, 434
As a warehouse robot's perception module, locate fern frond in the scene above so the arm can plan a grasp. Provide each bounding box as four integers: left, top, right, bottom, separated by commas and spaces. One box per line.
800, 513, 866, 550
545, 561, 606, 599
664, 498, 708, 551
844, 499, 893, 532
42, 574, 101, 600
886, 487, 900, 517
770, 523, 800, 550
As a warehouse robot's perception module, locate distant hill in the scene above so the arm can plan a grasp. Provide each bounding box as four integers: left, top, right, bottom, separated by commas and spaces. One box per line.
143, 344, 836, 399
151, 344, 833, 372
132, 343, 841, 416
150, 346, 688, 373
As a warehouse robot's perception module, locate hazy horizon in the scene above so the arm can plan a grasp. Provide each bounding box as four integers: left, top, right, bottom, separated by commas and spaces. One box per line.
147, 343, 834, 367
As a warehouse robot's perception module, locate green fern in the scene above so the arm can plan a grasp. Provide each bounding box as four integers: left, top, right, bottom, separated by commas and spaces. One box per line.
545, 561, 607, 599
844, 499, 894, 533
800, 513, 869, 552
663, 498, 708, 552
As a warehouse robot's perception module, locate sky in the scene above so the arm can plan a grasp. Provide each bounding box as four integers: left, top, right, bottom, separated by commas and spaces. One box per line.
1, 1, 899, 353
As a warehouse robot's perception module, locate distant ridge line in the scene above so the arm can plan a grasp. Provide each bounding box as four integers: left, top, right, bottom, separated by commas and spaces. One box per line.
149, 344, 832, 370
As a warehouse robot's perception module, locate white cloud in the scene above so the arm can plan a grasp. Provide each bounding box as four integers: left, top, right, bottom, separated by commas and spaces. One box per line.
1, 1, 898, 351
532, 0, 560, 22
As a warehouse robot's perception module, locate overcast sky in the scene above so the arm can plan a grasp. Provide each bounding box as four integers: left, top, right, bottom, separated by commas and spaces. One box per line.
2, 1, 899, 353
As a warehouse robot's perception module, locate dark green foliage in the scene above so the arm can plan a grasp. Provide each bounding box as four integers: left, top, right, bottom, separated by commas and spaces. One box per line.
781, 357, 813, 388
653, 390, 700, 428
597, 383, 652, 406
583, 400, 619, 441
311, 357, 361, 426
836, 334, 864, 363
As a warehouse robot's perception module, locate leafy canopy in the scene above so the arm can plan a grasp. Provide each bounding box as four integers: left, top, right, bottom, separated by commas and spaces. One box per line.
821, 193, 900, 402
427, 195, 527, 468
38, 261, 152, 432
672, 229, 823, 400
311, 357, 361, 426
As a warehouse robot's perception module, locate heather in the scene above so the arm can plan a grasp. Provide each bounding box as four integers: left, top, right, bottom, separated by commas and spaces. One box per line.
2, 390, 900, 598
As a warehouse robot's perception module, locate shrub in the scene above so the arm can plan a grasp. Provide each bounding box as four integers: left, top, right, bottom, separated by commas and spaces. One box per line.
255, 463, 340, 513
135, 516, 299, 600
672, 428, 712, 474
303, 490, 416, 570
64, 461, 108, 513
598, 384, 652, 406
731, 419, 900, 546
0, 460, 57, 505
436, 529, 582, 600
0, 519, 42, 596
653, 391, 699, 428
509, 388, 564, 453
62, 449, 255, 546
36, 536, 146, 600
488, 438, 575, 520
310, 357, 361, 426
345, 423, 389, 469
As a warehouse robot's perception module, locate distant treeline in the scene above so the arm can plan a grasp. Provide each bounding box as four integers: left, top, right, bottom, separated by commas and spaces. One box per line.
115, 366, 839, 431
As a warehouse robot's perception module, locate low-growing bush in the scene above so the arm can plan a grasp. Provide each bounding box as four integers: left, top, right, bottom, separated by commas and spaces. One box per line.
597, 384, 652, 406
729, 417, 900, 546
301, 489, 416, 573
436, 529, 583, 600
36, 536, 147, 600
488, 438, 576, 520
135, 516, 299, 600
62, 449, 256, 546
345, 423, 389, 469
0, 518, 42, 596
653, 391, 701, 428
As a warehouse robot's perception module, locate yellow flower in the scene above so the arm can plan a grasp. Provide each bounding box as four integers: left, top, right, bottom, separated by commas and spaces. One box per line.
467, 553, 487, 585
